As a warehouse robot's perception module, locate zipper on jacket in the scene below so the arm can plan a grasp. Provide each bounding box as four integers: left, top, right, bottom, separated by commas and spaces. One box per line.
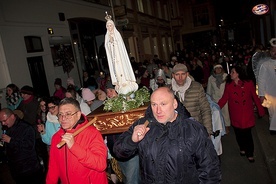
65, 142, 71, 184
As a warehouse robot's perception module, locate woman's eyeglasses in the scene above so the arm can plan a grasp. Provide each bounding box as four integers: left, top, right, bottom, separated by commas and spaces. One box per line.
48, 105, 56, 110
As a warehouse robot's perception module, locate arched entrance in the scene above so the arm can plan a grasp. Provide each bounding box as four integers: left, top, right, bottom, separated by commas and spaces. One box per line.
68, 18, 107, 86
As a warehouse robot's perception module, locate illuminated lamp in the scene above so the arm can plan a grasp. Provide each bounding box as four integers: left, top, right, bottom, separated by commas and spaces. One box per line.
252, 4, 269, 15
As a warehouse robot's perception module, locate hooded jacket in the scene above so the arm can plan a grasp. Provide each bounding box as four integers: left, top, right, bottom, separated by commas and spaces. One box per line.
46, 114, 108, 184
113, 99, 221, 184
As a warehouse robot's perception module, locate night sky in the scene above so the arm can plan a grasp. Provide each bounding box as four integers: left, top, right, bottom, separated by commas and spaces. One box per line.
213, 0, 269, 22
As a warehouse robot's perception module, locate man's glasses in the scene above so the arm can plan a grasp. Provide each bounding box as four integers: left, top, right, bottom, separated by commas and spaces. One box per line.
0, 115, 11, 124
57, 111, 78, 120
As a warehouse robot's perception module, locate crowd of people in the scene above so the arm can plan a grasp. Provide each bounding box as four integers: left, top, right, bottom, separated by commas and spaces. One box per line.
0, 70, 112, 183
0, 41, 275, 183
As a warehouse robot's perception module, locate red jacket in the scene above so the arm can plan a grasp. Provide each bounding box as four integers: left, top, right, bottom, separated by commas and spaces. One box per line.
218, 80, 265, 129
46, 115, 108, 184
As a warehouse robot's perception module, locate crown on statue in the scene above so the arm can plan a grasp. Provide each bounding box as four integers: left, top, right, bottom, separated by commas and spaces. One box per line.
105, 12, 112, 21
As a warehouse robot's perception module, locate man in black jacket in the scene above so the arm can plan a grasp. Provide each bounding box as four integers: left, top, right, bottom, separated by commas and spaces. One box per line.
17, 85, 48, 175
113, 87, 221, 183
0, 108, 43, 184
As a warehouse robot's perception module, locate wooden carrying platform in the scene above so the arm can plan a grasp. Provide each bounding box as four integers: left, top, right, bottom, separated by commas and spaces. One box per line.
87, 103, 148, 135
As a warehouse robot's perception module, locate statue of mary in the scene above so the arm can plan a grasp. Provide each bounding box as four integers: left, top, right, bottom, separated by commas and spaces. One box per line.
104, 13, 138, 95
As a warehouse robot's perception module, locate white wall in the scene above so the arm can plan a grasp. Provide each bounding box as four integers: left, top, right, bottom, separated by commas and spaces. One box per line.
0, 35, 10, 108
0, 0, 109, 96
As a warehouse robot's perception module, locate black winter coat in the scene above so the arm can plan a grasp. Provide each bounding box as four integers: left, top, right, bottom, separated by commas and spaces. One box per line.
113, 100, 221, 184
5, 117, 41, 177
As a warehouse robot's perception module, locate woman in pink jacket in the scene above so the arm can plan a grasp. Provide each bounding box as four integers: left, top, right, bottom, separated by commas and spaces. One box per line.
218, 66, 265, 163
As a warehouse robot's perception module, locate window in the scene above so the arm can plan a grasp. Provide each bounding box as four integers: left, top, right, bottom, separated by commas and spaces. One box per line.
162, 37, 168, 60
157, 1, 161, 18
147, 1, 152, 15
192, 6, 209, 27
24, 36, 43, 53
137, 0, 144, 13
164, 4, 168, 20
126, 0, 132, 9
114, 0, 121, 6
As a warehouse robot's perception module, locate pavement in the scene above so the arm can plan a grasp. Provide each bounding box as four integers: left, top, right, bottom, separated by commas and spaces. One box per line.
0, 114, 276, 184
254, 114, 276, 183
221, 113, 276, 184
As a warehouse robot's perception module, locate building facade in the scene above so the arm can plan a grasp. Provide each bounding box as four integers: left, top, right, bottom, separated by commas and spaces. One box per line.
3, 0, 272, 107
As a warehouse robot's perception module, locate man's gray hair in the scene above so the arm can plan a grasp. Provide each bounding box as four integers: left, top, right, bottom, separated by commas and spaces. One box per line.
0, 108, 14, 117
59, 98, 81, 111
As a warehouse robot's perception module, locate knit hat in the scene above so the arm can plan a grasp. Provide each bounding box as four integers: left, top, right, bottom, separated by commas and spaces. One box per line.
172, 64, 188, 73
82, 88, 95, 101
20, 85, 34, 95
54, 78, 62, 86
213, 64, 223, 70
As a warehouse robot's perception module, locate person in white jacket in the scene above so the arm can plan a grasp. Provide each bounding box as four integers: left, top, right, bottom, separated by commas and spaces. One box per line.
258, 43, 276, 135
207, 64, 231, 134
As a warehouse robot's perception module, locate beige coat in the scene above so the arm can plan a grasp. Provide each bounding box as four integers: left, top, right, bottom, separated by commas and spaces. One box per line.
172, 81, 213, 134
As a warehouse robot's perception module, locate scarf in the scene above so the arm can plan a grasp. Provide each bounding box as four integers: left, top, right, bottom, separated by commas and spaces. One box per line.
171, 76, 192, 103
6, 92, 21, 106
47, 112, 59, 124
212, 73, 224, 89
22, 95, 34, 104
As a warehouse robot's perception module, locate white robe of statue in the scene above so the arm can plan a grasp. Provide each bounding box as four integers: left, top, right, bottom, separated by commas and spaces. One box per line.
104, 19, 138, 95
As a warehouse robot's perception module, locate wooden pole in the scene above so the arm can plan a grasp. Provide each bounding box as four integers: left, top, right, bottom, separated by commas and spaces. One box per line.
57, 117, 97, 149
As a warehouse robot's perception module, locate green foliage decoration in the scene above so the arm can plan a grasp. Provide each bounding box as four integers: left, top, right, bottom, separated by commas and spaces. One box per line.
103, 87, 150, 112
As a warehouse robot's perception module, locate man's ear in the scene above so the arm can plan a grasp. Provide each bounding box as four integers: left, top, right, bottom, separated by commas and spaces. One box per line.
77, 111, 82, 119
173, 99, 178, 109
